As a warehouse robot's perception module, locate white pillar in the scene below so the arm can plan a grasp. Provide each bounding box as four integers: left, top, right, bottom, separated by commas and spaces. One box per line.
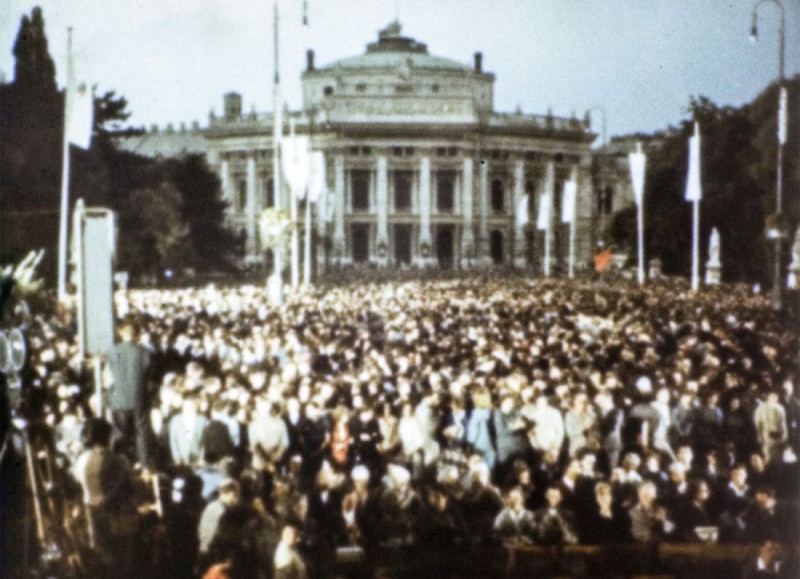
461, 157, 474, 268
246, 154, 257, 258
333, 155, 347, 264
220, 158, 231, 211
376, 155, 389, 266
479, 159, 490, 264
544, 161, 555, 276
513, 159, 526, 268
418, 155, 433, 266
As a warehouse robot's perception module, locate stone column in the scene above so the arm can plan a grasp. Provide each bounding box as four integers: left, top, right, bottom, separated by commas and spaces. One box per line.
246, 153, 257, 258
333, 155, 347, 264
220, 158, 231, 212
376, 155, 389, 266
478, 158, 490, 265
418, 155, 433, 266
461, 157, 474, 268
575, 160, 594, 272
513, 159, 526, 268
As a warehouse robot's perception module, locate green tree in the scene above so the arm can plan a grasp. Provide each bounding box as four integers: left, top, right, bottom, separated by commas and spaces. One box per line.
0, 7, 63, 282
116, 182, 187, 274
166, 154, 241, 272
1, 7, 241, 284
612, 77, 799, 285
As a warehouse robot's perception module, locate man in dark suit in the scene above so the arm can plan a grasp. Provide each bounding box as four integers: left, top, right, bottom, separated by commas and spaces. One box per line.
305, 469, 344, 579
107, 321, 152, 467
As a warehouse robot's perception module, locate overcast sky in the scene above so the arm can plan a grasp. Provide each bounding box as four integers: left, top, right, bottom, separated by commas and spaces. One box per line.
2, 0, 798, 140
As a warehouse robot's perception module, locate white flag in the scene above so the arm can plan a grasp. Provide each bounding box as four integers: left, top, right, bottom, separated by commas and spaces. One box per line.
684, 122, 702, 202
778, 86, 788, 146
282, 132, 310, 200
628, 142, 646, 207
516, 194, 529, 227
536, 193, 551, 231
66, 82, 93, 149
561, 180, 577, 224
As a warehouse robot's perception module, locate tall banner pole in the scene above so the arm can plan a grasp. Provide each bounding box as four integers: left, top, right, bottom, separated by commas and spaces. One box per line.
57, 28, 74, 303
304, 195, 312, 284
684, 122, 702, 292
562, 170, 577, 279
628, 142, 647, 285
290, 120, 300, 288
637, 198, 645, 285
271, 0, 283, 299
538, 161, 554, 277
544, 225, 551, 277
691, 198, 700, 291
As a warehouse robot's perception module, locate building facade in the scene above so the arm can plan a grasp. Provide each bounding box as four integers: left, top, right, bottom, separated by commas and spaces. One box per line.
120, 22, 611, 274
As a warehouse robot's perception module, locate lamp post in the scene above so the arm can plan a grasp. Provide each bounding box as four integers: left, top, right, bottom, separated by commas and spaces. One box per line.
750, 0, 786, 310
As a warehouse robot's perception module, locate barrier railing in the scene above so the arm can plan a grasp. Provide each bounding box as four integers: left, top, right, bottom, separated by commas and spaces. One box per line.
358, 543, 763, 578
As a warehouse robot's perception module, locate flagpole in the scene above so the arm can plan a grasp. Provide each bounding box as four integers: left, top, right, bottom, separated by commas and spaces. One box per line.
566, 171, 577, 279
636, 196, 645, 285
303, 0, 312, 285
271, 0, 283, 301
304, 194, 312, 284
544, 225, 551, 277
568, 216, 575, 279
691, 198, 700, 291
290, 118, 299, 288
57, 27, 73, 304
637, 192, 645, 285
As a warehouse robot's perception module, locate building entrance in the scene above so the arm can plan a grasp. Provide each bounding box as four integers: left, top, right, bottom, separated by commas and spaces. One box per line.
394, 224, 412, 265
436, 226, 454, 269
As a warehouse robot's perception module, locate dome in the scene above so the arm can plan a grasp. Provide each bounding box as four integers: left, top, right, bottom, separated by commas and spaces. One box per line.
318, 21, 472, 73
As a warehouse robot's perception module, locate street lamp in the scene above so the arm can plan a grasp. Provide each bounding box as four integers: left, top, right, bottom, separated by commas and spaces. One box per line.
749, 0, 786, 310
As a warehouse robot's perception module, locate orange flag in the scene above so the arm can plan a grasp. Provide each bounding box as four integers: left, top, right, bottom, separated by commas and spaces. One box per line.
594, 248, 612, 272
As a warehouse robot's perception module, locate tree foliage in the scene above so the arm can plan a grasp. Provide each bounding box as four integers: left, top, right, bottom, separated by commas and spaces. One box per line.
1, 7, 241, 286
612, 77, 800, 285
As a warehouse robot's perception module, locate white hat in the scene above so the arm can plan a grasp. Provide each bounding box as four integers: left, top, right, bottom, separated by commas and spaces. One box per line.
635, 376, 653, 395
388, 464, 411, 484
351, 465, 370, 481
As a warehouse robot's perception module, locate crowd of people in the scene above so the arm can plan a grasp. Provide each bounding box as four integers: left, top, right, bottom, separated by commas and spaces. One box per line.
4, 274, 800, 578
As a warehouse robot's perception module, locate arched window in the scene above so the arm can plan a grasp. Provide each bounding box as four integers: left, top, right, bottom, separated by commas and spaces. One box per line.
491, 179, 504, 212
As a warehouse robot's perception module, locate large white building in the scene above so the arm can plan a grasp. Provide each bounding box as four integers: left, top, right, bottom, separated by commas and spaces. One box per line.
121, 22, 617, 274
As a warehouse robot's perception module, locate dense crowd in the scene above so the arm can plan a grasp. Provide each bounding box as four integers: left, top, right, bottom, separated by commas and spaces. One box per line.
5, 275, 800, 579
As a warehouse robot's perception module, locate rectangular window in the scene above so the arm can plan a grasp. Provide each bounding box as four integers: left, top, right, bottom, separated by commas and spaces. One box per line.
394, 171, 412, 211
236, 179, 247, 212
263, 177, 274, 208
351, 170, 370, 211
436, 171, 456, 212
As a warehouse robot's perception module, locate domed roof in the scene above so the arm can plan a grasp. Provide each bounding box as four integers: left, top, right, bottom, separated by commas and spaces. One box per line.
319, 21, 472, 73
